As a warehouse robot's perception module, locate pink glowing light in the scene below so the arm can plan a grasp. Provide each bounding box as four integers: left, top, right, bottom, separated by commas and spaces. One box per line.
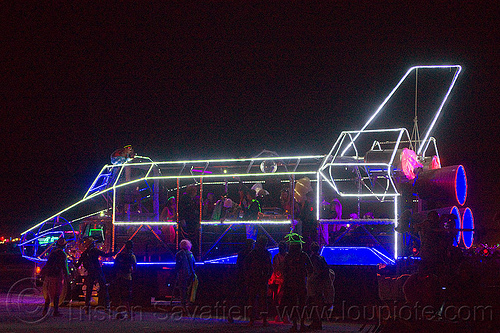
431, 155, 441, 169
400, 148, 423, 180
192, 169, 213, 174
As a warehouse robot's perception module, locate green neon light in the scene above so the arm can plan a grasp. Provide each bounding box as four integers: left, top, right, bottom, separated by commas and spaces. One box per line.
38, 236, 60, 246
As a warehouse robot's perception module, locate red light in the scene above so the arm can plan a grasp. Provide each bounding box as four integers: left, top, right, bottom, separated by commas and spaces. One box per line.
310, 207, 313, 212
431, 156, 441, 169
36, 266, 41, 274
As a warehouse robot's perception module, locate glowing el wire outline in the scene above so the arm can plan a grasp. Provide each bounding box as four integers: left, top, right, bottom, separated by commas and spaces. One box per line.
339, 65, 461, 157
22, 156, 323, 235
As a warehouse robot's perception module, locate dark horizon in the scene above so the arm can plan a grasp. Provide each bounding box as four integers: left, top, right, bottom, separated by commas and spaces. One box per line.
2, 2, 498, 239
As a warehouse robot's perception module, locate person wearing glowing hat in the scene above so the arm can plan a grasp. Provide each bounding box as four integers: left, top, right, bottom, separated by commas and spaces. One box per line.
281, 233, 313, 332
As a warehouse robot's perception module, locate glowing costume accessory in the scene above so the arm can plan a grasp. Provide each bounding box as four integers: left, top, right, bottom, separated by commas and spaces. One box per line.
284, 232, 305, 244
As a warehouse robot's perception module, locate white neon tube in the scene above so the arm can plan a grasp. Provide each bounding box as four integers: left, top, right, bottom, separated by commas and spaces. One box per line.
324, 163, 392, 167
340, 128, 410, 135
417, 66, 462, 155
388, 130, 405, 166
387, 170, 399, 195
340, 193, 399, 198
341, 65, 462, 157
320, 133, 345, 169
346, 132, 359, 158
340, 68, 416, 156
394, 195, 398, 259
316, 172, 321, 221
372, 248, 396, 264
319, 170, 340, 194
431, 139, 441, 168
145, 163, 154, 178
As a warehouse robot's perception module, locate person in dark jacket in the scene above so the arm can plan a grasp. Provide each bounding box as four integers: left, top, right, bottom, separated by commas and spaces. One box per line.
227, 238, 255, 323
243, 189, 261, 241
178, 185, 200, 257
114, 240, 137, 318
306, 242, 330, 330
243, 189, 262, 220
42, 237, 70, 317
299, 191, 318, 254
281, 233, 313, 332
244, 235, 272, 326
76, 237, 115, 313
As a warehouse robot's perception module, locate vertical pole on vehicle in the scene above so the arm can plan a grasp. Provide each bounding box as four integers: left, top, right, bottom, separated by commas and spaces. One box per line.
125, 165, 131, 221
112, 184, 116, 251
317, 172, 328, 246
199, 177, 203, 260
153, 166, 160, 221
356, 166, 361, 218
176, 178, 180, 251
394, 195, 399, 260
291, 174, 295, 233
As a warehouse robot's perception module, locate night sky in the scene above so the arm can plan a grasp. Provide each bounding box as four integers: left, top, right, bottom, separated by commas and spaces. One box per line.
1, 2, 498, 238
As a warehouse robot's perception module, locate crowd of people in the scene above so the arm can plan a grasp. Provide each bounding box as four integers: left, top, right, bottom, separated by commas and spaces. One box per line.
159, 181, 337, 256
41, 236, 136, 319
40, 232, 334, 331
225, 233, 334, 331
